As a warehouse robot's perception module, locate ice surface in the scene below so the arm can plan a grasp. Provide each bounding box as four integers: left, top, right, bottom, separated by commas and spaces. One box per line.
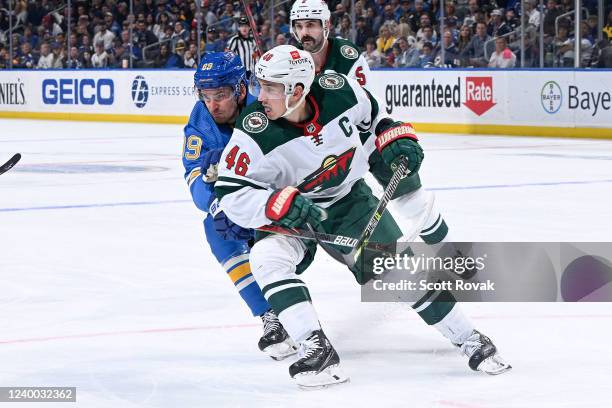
1, 119, 611, 407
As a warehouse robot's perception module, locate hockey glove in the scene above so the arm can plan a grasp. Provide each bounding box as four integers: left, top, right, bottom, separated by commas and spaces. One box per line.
375, 119, 424, 174
210, 197, 254, 241
265, 187, 327, 229
213, 211, 254, 241
201, 148, 223, 183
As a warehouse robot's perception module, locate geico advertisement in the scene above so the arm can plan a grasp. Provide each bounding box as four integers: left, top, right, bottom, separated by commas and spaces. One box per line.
42, 78, 114, 105
36, 71, 195, 114
0, 71, 195, 114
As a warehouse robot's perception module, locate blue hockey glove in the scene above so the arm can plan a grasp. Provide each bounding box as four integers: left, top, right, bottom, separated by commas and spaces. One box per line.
201, 148, 223, 183
375, 119, 424, 173
209, 197, 253, 241
213, 211, 254, 241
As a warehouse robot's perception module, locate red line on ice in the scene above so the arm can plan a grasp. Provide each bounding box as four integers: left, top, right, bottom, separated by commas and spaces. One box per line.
1, 314, 610, 346
0, 323, 259, 345
436, 400, 488, 408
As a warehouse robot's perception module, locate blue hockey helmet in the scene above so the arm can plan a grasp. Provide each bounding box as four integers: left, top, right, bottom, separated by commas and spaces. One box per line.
194, 51, 246, 99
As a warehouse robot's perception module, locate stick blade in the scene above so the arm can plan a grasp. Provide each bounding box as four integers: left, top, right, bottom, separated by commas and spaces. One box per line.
1, 153, 21, 174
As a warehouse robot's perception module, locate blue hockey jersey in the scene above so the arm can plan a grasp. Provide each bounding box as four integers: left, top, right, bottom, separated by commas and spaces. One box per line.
182, 101, 234, 212
181, 97, 269, 318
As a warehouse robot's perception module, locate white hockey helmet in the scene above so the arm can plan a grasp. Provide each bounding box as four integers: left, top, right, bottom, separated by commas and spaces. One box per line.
290, 0, 331, 46
251, 45, 315, 118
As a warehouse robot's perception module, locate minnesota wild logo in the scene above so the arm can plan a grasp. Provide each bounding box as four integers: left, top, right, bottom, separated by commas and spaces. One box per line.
298, 147, 356, 193
340, 45, 358, 59
243, 112, 268, 133
318, 73, 345, 90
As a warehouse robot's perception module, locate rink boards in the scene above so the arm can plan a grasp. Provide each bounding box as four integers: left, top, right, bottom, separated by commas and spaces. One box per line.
0, 68, 611, 138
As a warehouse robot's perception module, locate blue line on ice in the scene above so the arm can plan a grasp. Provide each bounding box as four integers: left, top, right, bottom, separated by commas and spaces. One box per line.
429, 179, 612, 191
0, 199, 191, 212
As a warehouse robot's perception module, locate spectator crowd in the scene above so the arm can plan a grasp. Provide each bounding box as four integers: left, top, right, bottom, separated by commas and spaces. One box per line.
1, 0, 610, 70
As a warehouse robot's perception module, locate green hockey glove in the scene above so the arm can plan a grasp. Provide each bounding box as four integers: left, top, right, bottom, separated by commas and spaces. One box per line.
265, 186, 327, 229
375, 119, 424, 173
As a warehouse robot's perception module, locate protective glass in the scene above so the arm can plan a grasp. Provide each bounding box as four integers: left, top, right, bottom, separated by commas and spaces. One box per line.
197, 87, 234, 103
248, 77, 286, 100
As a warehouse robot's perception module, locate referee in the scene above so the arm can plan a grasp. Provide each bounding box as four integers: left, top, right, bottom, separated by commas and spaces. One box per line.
227, 17, 257, 74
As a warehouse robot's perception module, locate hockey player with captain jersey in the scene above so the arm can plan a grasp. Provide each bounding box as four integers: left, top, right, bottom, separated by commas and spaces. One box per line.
215, 46, 511, 388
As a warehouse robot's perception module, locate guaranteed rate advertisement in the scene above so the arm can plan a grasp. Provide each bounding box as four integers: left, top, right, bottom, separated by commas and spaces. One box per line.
370, 69, 612, 131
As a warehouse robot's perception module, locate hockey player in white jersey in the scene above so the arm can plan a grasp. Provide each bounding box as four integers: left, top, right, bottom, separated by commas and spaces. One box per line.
215, 45, 511, 388
290, 0, 462, 265
184, 52, 297, 360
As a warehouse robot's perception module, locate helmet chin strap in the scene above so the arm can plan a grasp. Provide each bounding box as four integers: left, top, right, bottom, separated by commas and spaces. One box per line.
281, 92, 307, 119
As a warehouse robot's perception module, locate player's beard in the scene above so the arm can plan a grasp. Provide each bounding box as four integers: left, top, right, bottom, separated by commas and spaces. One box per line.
300, 34, 325, 54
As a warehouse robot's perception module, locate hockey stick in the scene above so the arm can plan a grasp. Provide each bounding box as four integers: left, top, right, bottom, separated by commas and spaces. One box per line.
240, 0, 264, 55
307, 156, 411, 267
0, 153, 21, 175
259, 224, 358, 247
257, 224, 397, 252
259, 157, 412, 266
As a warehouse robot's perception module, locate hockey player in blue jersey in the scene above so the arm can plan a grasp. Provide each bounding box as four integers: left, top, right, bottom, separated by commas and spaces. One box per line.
182, 51, 297, 360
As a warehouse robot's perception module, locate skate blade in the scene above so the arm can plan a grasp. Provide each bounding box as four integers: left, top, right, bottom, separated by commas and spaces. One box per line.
477, 354, 512, 375
294, 364, 350, 390
263, 339, 298, 361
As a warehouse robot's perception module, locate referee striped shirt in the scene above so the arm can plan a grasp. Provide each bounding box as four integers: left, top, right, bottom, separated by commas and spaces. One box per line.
227, 34, 257, 73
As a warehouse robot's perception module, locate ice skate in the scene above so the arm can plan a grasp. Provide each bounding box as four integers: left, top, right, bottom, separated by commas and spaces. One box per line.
456, 330, 512, 375
258, 309, 298, 361
289, 330, 349, 389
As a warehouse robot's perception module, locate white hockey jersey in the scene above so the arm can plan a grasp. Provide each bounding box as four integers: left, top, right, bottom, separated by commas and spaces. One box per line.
215, 73, 383, 229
